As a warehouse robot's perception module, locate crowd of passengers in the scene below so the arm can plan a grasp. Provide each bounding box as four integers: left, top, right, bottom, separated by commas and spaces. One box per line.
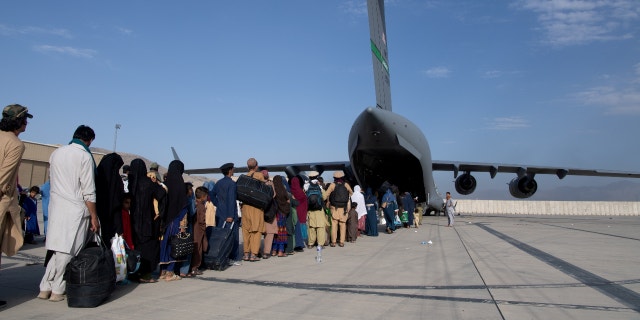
29, 156, 423, 283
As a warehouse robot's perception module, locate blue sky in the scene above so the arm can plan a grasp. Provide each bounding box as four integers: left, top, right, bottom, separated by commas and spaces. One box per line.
2, 0, 639, 198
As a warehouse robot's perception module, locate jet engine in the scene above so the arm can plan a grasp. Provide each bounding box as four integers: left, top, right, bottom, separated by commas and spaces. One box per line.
508, 176, 538, 198
455, 173, 477, 195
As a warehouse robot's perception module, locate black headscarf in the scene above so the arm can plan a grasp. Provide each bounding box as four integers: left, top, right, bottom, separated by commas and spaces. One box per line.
273, 175, 290, 215
164, 160, 187, 224
95, 153, 124, 243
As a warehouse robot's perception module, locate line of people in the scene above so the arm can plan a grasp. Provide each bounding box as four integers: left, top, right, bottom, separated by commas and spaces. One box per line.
210, 158, 424, 265
0, 106, 430, 308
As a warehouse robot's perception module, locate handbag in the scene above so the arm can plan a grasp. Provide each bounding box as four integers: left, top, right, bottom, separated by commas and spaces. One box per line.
124, 241, 141, 274
170, 232, 194, 259
263, 199, 277, 223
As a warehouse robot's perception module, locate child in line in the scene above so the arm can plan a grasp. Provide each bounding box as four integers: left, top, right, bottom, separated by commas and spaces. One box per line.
190, 187, 209, 276
346, 202, 359, 243
22, 186, 40, 244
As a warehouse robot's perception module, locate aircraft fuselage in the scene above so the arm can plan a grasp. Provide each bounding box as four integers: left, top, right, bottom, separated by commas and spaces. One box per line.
349, 107, 444, 212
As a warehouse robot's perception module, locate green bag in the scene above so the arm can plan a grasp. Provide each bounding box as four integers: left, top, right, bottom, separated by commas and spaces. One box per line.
400, 211, 409, 223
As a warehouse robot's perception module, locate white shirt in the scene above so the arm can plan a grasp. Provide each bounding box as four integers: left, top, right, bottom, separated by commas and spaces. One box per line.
46, 143, 96, 255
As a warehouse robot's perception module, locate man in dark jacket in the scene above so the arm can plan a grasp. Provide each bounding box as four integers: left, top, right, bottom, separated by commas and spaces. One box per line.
211, 163, 240, 265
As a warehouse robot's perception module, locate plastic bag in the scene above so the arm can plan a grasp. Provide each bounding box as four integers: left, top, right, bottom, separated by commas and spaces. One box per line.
110, 233, 127, 282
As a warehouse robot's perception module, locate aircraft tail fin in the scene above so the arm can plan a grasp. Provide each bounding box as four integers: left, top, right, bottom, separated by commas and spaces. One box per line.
367, 0, 392, 111
171, 147, 180, 161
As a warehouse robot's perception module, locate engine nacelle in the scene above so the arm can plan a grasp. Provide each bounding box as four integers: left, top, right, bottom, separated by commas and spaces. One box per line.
455, 173, 477, 195
509, 176, 538, 198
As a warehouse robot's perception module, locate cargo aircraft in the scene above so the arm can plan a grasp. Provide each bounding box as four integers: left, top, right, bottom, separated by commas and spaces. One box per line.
178, 0, 640, 213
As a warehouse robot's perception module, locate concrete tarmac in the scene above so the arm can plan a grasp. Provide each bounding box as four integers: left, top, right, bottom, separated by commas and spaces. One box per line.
1, 214, 639, 319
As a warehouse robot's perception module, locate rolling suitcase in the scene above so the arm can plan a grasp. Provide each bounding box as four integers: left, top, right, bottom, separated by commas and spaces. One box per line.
204, 222, 235, 271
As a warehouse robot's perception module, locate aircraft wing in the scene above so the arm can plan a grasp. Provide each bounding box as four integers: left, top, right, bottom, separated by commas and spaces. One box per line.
183, 161, 350, 175
432, 160, 640, 179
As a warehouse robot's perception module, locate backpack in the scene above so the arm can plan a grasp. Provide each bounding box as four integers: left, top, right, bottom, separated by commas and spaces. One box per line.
306, 184, 323, 211
329, 183, 349, 208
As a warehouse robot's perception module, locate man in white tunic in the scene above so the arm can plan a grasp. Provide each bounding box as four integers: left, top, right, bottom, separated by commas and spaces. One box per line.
38, 125, 100, 302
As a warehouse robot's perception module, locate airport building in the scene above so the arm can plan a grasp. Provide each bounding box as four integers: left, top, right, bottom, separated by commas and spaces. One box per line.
18, 141, 105, 189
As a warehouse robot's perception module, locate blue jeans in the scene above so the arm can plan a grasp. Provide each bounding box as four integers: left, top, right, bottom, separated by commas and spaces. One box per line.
178, 254, 192, 275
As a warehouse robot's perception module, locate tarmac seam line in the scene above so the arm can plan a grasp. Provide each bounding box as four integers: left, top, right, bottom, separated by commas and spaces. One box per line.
453, 226, 506, 320
188, 276, 633, 312
474, 222, 640, 314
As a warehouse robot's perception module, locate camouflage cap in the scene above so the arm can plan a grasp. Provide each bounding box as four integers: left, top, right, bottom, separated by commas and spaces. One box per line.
149, 162, 159, 171
3, 104, 33, 120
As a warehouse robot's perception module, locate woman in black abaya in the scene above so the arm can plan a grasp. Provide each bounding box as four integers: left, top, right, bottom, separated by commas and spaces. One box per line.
128, 159, 166, 283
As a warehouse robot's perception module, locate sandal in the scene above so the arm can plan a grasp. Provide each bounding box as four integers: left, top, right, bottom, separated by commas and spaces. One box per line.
139, 278, 158, 283
277, 252, 285, 257
249, 254, 260, 262
242, 253, 250, 261
191, 269, 203, 276
164, 273, 181, 282
330, 243, 336, 247
338, 243, 345, 247
261, 254, 270, 259
180, 273, 193, 278
271, 251, 277, 257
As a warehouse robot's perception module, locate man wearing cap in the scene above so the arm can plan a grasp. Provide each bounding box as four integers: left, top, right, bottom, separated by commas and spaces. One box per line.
306, 171, 327, 248
149, 162, 162, 183
0, 104, 32, 307
211, 162, 240, 265
39, 125, 100, 302
323, 170, 353, 247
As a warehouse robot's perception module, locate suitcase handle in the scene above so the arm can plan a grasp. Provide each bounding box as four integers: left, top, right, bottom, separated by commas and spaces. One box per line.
221, 221, 235, 229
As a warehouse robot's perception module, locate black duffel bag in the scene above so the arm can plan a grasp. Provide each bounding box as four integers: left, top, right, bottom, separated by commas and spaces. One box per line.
65, 232, 116, 308
236, 173, 273, 211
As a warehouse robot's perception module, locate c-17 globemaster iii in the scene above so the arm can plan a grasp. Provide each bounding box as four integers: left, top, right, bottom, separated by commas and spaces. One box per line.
177, 0, 640, 214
